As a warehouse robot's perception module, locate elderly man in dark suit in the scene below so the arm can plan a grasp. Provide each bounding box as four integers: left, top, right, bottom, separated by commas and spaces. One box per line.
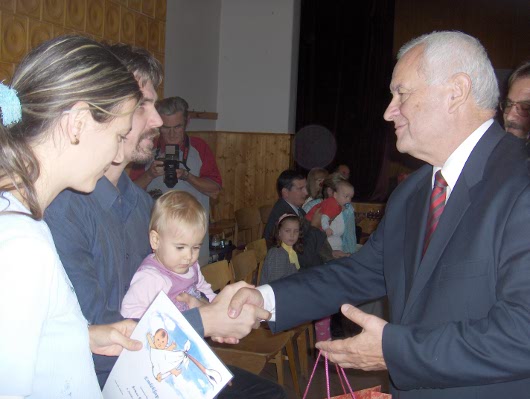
263, 170, 333, 268
228, 31, 530, 399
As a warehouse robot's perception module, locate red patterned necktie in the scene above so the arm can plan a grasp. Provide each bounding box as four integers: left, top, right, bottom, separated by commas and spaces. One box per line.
423, 170, 448, 256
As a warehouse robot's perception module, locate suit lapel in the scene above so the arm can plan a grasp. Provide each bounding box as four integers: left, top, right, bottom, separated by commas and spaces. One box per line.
401, 122, 505, 322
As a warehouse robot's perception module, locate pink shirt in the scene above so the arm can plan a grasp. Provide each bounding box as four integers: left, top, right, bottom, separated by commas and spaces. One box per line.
121, 254, 216, 318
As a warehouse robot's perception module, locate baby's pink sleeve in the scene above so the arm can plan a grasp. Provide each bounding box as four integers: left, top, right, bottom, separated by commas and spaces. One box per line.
121, 268, 170, 318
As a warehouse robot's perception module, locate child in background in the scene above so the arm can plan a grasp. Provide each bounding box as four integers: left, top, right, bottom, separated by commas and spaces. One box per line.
305, 179, 355, 237
259, 214, 331, 342
121, 191, 215, 318
259, 214, 302, 285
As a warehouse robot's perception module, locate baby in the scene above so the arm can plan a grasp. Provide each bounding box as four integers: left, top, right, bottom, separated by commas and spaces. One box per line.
305, 179, 354, 236
121, 191, 215, 318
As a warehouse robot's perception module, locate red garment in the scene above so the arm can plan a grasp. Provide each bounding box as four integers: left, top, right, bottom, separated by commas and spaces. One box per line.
305, 197, 342, 224
128, 136, 222, 187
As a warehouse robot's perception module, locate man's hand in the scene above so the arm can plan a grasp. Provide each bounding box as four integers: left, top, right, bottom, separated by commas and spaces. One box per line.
88, 319, 142, 356
227, 286, 266, 319
316, 304, 387, 371
147, 159, 164, 179
199, 282, 270, 344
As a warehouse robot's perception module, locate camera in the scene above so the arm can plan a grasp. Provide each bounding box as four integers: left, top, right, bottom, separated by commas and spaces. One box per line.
163, 144, 179, 188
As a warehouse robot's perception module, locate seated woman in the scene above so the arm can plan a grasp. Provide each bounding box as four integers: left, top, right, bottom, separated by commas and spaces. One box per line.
302, 167, 328, 213
0, 35, 143, 397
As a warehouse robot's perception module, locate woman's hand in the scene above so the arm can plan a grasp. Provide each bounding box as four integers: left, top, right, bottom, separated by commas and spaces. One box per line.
88, 319, 142, 356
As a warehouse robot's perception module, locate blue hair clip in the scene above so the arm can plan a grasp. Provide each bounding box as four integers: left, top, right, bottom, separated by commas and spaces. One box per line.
0, 82, 22, 127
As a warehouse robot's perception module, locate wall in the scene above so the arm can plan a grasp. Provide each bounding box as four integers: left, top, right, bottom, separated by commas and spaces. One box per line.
215, 0, 300, 133
0, 0, 166, 85
164, 0, 220, 131
163, 0, 301, 134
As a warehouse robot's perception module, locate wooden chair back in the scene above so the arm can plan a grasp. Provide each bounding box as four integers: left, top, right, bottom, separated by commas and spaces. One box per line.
258, 204, 273, 236
235, 207, 261, 246
245, 238, 268, 286
200, 260, 233, 292
231, 249, 258, 285
245, 238, 267, 266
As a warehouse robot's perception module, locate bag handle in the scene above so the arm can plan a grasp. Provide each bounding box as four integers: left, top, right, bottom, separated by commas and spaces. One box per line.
302, 350, 357, 399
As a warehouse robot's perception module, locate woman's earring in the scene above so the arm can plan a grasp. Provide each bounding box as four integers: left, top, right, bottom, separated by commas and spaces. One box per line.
71, 136, 79, 145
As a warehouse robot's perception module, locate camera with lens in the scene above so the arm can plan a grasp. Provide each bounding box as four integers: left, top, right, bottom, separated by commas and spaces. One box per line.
161, 144, 180, 188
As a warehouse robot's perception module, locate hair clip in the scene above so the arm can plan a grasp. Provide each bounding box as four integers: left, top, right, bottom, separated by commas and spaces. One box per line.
0, 82, 22, 127
277, 213, 297, 225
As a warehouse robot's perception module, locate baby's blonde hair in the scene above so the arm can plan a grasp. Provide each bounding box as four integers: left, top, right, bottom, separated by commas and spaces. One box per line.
149, 190, 208, 236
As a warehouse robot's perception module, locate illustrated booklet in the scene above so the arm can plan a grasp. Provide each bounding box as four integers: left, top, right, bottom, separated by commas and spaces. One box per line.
103, 292, 233, 399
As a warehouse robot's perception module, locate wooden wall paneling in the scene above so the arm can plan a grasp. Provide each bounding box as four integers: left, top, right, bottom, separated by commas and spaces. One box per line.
104, 1, 120, 42
86, 0, 104, 37
0, 0, 15, 12
134, 10, 147, 48
120, 6, 135, 44
1, 12, 28, 63
142, 0, 155, 18
0, 61, 15, 83
42, 0, 63, 25
52, 25, 74, 37
28, 17, 53, 50
155, 0, 165, 21
188, 132, 292, 220
16, 0, 41, 19
158, 20, 164, 52
147, 17, 159, 52
65, 0, 85, 31
128, 0, 141, 12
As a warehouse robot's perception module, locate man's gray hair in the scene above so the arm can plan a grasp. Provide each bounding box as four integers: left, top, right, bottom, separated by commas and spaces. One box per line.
155, 96, 189, 118
398, 31, 499, 110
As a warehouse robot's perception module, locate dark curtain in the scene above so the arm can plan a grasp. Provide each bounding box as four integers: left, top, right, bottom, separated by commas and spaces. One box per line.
295, 0, 396, 200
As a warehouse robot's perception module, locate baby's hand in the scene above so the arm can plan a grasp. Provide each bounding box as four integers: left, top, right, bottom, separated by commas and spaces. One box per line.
325, 228, 333, 236
177, 292, 209, 309
156, 373, 162, 382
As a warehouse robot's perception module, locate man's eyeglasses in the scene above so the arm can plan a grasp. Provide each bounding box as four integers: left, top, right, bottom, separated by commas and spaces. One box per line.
159, 124, 185, 134
499, 100, 530, 117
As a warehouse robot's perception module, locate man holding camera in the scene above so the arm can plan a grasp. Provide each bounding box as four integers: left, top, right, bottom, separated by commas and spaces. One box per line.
132, 96, 222, 265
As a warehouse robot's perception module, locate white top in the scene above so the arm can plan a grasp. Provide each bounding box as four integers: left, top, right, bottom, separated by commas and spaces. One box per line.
259, 119, 494, 321
326, 214, 345, 250
0, 192, 101, 398
433, 119, 493, 202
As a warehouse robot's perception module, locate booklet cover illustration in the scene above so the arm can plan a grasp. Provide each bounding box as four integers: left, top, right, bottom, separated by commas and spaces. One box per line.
103, 292, 233, 399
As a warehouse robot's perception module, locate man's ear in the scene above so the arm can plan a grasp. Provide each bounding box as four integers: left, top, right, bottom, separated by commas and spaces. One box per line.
149, 230, 160, 251
63, 101, 92, 145
448, 73, 472, 113
281, 187, 288, 199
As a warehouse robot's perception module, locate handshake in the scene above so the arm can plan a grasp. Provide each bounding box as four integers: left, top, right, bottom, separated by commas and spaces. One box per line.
187, 282, 268, 344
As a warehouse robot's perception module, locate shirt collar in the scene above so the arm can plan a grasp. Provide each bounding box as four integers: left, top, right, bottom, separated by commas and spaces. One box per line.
284, 200, 301, 216
433, 118, 493, 200
93, 173, 138, 212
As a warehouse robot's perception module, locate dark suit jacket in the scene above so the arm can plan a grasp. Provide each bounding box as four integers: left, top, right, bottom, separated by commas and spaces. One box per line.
263, 198, 331, 268
269, 122, 530, 398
